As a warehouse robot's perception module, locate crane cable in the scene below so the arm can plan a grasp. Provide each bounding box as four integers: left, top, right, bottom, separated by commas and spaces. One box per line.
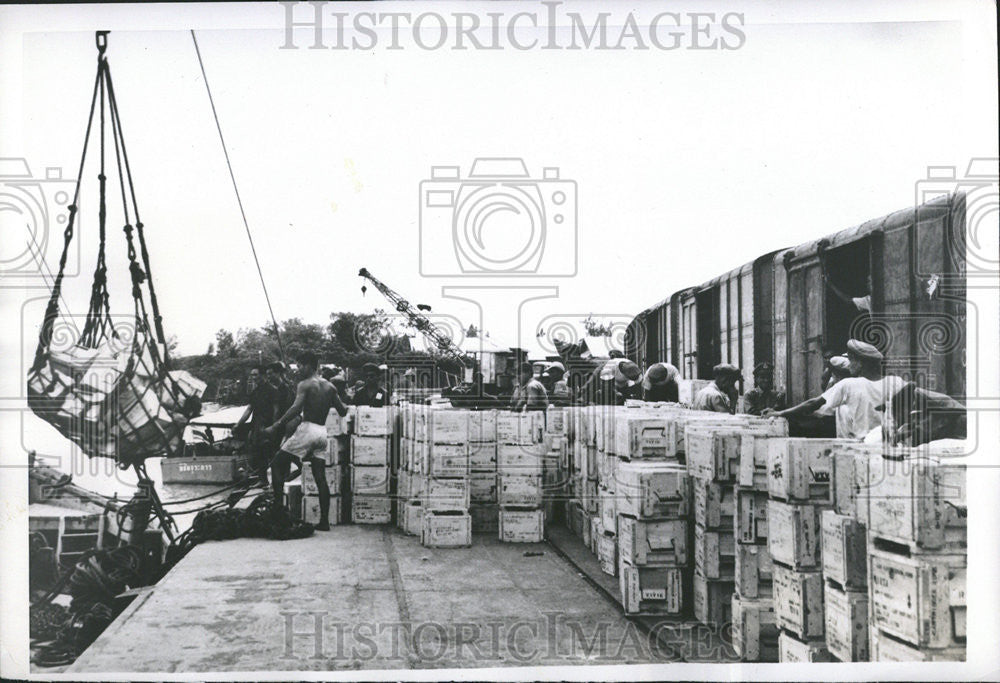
190, 29, 285, 362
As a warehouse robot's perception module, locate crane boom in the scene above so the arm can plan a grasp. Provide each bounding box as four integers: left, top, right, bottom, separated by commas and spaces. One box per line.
358, 268, 475, 369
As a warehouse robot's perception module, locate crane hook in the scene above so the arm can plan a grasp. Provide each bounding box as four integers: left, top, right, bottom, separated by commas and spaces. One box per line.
361, 285, 367, 296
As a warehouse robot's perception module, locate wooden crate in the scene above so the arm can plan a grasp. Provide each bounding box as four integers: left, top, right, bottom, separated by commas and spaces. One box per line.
860, 455, 966, 552
427, 409, 469, 445
353, 406, 393, 436
402, 500, 423, 536
618, 516, 688, 566
581, 478, 598, 514
498, 473, 543, 507
496, 411, 543, 445
499, 507, 544, 543
545, 406, 567, 436
421, 510, 472, 548
821, 509, 867, 589
766, 438, 851, 505
325, 435, 347, 465
824, 581, 868, 662
352, 495, 391, 524
694, 524, 735, 581
409, 439, 429, 474
778, 630, 833, 662
584, 445, 599, 481
736, 433, 775, 491
615, 461, 689, 519
735, 488, 768, 545
468, 441, 497, 472
582, 512, 595, 551
468, 410, 497, 442
426, 442, 469, 478
402, 471, 426, 501
497, 442, 545, 476
351, 435, 391, 467
686, 429, 744, 483
735, 543, 774, 599
686, 420, 788, 478
325, 409, 349, 436
596, 450, 617, 487
732, 595, 779, 662
598, 486, 617, 533
693, 570, 734, 626
351, 465, 390, 496
302, 495, 341, 525
612, 416, 673, 459
870, 628, 965, 662
421, 476, 471, 511
301, 464, 340, 496
470, 472, 497, 504
619, 560, 685, 615
767, 500, 824, 570
773, 564, 825, 640
597, 531, 618, 576
868, 547, 966, 649
693, 479, 735, 530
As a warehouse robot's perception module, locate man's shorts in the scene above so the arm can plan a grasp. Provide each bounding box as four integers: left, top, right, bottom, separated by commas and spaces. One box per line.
279, 421, 328, 463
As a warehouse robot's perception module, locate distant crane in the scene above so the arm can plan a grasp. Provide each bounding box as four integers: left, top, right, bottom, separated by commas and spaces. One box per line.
357, 268, 475, 373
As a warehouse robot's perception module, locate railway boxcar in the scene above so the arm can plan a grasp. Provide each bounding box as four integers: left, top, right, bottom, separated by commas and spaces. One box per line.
628, 192, 966, 406
779, 192, 965, 404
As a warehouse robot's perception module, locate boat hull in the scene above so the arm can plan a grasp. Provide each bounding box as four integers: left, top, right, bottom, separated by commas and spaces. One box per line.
160, 455, 247, 484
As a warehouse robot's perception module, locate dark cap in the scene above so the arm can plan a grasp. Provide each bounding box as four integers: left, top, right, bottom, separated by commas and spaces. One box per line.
713, 363, 740, 379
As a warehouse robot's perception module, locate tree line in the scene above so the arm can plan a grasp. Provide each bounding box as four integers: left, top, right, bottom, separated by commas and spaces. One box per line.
173, 310, 444, 402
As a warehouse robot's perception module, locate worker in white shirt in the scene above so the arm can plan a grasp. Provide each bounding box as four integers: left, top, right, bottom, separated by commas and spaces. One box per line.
811, 354, 854, 437
764, 339, 904, 440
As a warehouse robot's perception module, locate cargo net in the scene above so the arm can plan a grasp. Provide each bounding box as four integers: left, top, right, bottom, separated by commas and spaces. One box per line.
26, 33, 204, 468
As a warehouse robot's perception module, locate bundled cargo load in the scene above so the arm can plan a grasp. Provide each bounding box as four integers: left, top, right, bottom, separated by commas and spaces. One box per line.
27, 37, 205, 467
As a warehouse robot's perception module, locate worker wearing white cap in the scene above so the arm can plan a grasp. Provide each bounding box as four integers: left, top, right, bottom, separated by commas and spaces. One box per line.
694, 363, 741, 413
765, 339, 905, 439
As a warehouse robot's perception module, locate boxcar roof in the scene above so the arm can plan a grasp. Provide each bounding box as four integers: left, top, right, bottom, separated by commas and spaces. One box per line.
783, 192, 957, 262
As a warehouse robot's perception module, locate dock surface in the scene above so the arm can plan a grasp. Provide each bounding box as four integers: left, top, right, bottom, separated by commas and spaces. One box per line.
68, 525, 694, 672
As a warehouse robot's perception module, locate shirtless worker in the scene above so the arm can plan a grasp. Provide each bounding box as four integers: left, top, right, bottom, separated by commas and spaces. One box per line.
264, 351, 348, 530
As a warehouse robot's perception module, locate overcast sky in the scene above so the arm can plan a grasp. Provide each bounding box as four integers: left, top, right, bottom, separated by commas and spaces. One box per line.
3, 2, 996, 362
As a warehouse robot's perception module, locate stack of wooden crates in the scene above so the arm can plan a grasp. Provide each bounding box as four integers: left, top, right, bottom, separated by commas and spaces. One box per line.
350, 406, 394, 524
497, 411, 547, 543
397, 403, 553, 545
860, 443, 967, 661
686, 418, 788, 637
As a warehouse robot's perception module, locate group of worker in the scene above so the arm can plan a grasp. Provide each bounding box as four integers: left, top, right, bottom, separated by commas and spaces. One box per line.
233, 338, 964, 531
233, 357, 390, 530
507, 338, 966, 447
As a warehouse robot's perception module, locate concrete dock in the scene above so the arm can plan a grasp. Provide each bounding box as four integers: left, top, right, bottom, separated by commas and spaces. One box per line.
67, 525, 729, 673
